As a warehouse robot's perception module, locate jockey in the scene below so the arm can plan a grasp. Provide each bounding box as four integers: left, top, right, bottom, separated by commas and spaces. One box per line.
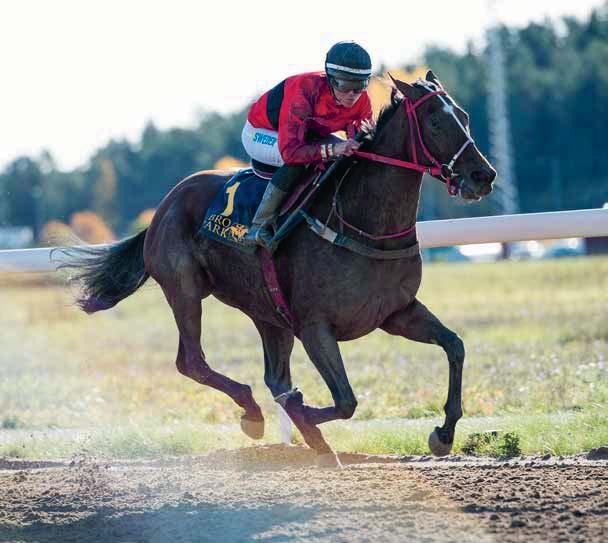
242, 41, 373, 248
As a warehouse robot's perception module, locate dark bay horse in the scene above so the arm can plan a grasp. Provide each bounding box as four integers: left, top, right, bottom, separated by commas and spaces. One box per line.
65, 72, 496, 466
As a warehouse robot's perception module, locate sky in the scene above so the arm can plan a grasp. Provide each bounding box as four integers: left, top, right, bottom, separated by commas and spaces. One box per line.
1, 0, 605, 171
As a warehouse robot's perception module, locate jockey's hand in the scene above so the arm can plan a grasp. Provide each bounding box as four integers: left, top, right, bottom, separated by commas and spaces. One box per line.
334, 139, 361, 157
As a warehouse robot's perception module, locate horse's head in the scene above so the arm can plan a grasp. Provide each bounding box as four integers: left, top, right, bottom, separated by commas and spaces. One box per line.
389, 71, 496, 201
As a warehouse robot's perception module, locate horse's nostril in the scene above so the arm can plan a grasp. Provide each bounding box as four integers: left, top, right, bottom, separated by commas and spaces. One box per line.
479, 184, 493, 196
471, 171, 484, 183
472, 169, 497, 185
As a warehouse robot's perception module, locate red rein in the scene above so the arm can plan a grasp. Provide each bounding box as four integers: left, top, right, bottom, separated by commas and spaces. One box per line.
353, 90, 460, 196
337, 90, 459, 241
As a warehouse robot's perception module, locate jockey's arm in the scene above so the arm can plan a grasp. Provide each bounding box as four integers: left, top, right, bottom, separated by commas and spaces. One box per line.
277, 90, 324, 165
277, 81, 372, 164
278, 105, 362, 163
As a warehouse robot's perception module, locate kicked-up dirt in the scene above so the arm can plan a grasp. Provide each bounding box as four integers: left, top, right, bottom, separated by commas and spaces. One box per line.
0, 445, 606, 542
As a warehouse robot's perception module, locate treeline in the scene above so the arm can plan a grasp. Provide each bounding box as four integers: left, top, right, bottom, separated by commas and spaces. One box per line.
0, 111, 249, 241
1, 5, 607, 241
423, 5, 608, 216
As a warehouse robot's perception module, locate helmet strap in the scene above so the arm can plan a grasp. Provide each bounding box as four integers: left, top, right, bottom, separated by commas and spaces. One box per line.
327, 75, 338, 101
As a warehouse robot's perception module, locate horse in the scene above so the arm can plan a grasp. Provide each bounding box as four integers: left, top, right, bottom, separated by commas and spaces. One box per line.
63, 72, 496, 466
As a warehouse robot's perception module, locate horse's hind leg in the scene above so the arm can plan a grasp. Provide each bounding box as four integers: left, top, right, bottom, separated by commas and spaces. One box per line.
253, 320, 294, 399
160, 264, 264, 440
381, 298, 464, 457
253, 320, 335, 456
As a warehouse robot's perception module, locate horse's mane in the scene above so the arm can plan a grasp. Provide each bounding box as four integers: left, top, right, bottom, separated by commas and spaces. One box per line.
320, 91, 405, 189
359, 88, 404, 148
327, 80, 434, 181
359, 78, 443, 152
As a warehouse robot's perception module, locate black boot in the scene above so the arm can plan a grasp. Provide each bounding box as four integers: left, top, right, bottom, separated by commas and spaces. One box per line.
244, 164, 305, 249
244, 182, 289, 248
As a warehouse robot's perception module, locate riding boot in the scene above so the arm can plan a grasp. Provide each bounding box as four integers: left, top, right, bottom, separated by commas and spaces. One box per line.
245, 164, 305, 248
245, 182, 289, 248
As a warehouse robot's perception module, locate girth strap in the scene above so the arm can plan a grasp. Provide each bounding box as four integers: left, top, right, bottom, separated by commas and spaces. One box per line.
300, 210, 420, 260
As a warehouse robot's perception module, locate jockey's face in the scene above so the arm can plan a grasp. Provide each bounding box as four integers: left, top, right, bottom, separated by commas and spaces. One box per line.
333, 87, 363, 108
330, 76, 368, 108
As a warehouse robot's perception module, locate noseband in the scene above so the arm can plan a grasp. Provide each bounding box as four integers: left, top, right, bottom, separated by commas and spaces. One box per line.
353, 81, 475, 196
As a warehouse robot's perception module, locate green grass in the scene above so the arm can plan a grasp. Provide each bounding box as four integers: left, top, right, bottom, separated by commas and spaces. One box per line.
1, 257, 607, 458
324, 408, 608, 457
1, 408, 605, 459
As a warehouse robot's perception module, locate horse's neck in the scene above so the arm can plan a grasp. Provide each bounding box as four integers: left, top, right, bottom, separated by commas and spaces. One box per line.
336, 112, 423, 241
339, 164, 422, 235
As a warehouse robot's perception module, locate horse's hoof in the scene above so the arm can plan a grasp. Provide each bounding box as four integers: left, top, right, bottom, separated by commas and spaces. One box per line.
240, 416, 265, 440
316, 452, 343, 469
428, 428, 453, 457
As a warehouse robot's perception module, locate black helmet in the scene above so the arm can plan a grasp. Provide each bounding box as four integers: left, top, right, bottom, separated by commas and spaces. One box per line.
325, 41, 372, 90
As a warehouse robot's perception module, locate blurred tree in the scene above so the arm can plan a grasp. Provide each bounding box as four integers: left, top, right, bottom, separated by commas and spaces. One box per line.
92, 158, 118, 226
85, 139, 140, 231
0, 157, 43, 239
70, 211, 115, 243
2, 7, 607, 232
214, 156, 248, 169
40, 220, 75, 246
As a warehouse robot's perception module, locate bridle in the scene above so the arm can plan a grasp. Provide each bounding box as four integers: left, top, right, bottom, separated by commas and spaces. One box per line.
331, 80, 476, 241
353, 80, 475, 197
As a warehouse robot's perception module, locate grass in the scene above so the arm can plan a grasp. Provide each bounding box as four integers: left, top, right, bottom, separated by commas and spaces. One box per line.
1, 257, 607, 458
324, 409, 608, 457
1, 409, 605, 459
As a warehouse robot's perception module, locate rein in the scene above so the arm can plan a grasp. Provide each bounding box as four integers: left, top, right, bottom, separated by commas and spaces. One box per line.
331, 84, 474, 242
354, 88, 473, 196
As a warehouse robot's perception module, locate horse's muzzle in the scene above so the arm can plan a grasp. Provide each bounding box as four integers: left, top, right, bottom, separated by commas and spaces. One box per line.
472, 166, 496, 184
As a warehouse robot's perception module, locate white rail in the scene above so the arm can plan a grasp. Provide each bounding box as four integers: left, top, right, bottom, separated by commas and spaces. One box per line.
1, 208, 607, 273
417, 208, 608, 248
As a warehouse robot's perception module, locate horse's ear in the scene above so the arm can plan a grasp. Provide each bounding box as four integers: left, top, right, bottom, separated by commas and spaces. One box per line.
387, 72, 416, 98
384, 73, 402, 102
393, 79, 417, 99
426, 70, 444, 89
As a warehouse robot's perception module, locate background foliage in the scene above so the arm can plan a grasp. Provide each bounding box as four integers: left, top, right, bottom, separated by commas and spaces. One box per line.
1, 7, 607, 241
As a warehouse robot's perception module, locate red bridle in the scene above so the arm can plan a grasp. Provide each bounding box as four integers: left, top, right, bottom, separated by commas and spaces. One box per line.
334, 86, 475, 241
352, 89, 474, 197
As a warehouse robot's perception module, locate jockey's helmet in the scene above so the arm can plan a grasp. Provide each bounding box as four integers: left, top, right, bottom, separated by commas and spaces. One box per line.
325, 41, 372, 92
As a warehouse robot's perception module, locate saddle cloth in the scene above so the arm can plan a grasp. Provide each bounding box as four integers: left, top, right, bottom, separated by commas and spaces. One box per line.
197, 168, 316, 253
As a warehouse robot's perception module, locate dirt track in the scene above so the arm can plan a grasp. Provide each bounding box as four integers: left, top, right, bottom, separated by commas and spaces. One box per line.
0, 445, 607, 543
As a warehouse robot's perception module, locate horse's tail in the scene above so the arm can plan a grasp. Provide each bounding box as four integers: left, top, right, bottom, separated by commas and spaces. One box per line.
56, 229, 150, 314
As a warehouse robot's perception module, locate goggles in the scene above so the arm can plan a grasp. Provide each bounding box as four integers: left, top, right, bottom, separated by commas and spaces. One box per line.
331, 77, 369, 93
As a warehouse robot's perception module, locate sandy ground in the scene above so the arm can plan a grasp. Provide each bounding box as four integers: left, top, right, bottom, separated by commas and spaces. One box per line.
0, 445, 607, 543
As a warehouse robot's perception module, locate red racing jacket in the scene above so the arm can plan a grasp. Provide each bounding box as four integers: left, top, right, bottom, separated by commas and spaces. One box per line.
247, 72, 373, 165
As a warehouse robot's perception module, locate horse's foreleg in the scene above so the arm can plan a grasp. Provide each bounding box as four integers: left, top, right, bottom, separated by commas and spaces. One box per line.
299, 323, 358, 425
162, 279, 264, 439
299, 324, 358, 423
381, 298, 464, 457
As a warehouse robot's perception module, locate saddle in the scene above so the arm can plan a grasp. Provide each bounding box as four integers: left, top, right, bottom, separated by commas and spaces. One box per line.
197, 166, 321, 253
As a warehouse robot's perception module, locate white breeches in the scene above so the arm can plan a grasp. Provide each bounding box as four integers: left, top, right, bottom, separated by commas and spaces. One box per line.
241, 121, 284, 167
